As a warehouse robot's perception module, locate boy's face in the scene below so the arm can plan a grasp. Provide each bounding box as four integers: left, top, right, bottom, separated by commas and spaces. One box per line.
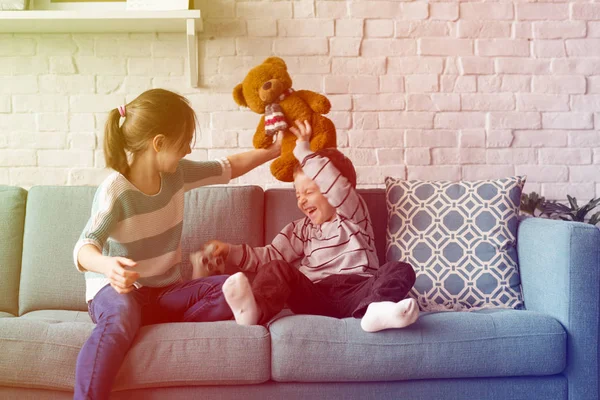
294, 171, 335, 225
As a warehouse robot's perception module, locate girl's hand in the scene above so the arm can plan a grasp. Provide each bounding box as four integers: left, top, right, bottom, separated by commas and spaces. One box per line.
106, 257, 139, 294
266, 131, 283, 159
203, 240, 230, 260
289, 120, 312, 142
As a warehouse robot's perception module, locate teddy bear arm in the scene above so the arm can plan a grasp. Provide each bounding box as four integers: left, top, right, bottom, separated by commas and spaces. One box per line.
295, 90, 331, 115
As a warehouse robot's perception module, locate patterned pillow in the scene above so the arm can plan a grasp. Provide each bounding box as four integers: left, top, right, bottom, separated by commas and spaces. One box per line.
385, 176, 525, 311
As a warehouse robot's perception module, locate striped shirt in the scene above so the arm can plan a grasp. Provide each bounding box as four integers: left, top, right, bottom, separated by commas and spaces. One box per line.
73, 158, 231, 302
228, 142, 379, 282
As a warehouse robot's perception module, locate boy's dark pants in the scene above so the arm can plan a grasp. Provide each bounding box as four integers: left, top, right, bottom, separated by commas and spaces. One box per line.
251, 260, 416, 325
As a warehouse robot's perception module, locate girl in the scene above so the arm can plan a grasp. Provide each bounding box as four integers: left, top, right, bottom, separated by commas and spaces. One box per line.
73, 88, 281, 400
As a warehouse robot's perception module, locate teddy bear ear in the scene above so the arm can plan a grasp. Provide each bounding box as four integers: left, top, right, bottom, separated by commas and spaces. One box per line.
232, 83, 247, 107
263, 57, 287, 70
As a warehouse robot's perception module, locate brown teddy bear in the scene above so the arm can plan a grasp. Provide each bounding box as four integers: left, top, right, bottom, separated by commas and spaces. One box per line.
233, 57, 337, 182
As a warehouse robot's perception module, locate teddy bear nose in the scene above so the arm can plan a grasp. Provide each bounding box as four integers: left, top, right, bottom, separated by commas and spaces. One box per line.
262, 81, 272, 90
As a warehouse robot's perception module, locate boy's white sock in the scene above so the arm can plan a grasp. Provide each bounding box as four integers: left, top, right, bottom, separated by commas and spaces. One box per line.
360, 298, 419, 333
222, 272, 260, 326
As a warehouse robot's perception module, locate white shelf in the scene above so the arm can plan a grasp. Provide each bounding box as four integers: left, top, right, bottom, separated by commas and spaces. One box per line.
0, 9, 203, 87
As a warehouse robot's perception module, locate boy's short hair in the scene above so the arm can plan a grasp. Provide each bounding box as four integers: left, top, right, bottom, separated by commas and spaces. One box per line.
294, 148, 357, 188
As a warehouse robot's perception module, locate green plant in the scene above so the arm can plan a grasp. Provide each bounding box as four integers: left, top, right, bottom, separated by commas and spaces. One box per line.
520, 192, 547, 217
520, 192, 600, 227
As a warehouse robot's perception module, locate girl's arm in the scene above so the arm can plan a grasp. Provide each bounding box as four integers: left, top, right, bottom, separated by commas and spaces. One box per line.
228, 132, 282, 179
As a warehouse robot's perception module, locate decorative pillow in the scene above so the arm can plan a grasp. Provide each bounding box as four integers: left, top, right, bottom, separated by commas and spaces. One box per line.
385, 176, 525, 311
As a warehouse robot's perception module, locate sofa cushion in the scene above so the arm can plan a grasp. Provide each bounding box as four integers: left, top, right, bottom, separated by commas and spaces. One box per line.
264, 188, 388, 263
0, 186, 27, 315
0, 312, 14, 318
269, 310, 565, 382
385, 176, 525, 310
0, 317, 270, 391
21, 310, 92, 323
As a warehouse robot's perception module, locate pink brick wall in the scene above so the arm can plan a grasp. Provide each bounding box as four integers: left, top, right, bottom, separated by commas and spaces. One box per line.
0, 0, 599, 201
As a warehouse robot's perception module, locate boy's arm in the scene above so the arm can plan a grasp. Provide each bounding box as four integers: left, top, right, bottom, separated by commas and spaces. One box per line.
227, 220, 305, 272
293, 141, 368, 223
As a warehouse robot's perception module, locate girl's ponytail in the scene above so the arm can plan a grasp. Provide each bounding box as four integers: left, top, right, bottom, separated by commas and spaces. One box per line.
103, 108, 129, 176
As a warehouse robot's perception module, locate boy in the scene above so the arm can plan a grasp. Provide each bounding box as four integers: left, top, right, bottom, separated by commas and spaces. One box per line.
205, 120, 419, 332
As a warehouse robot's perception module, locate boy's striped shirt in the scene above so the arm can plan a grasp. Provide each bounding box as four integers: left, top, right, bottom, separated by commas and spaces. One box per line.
73, 158, 231, 302
228, 142, 378, 282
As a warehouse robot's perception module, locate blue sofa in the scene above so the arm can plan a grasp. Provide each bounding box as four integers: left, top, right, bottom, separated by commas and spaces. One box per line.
0, 185, 598, 399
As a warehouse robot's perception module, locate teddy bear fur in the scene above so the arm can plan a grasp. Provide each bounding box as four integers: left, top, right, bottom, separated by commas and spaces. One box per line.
233, 57, 337, 182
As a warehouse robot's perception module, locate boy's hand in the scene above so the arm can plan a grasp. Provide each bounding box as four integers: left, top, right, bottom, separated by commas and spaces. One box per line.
106, 256, 139, 294
290, 120, 312, 142
203, 240, 230, 260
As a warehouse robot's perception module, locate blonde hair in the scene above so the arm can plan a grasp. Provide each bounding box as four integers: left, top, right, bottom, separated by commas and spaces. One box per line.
103, 88, 197, 175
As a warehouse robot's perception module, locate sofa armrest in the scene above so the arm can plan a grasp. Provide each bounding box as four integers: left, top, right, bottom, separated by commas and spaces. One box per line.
517, 217, 600, 400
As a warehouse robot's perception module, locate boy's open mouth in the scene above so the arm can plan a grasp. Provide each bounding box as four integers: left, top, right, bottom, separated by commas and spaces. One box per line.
305, 206, 317, 216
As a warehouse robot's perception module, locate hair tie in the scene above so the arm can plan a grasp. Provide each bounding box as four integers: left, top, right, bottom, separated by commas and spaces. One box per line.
118, 105, 126, 118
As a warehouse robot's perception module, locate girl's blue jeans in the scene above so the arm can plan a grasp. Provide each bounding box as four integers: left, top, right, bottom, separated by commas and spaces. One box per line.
73, 275, 232, 400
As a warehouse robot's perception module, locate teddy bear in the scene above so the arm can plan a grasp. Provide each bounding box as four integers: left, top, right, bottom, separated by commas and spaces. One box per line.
233, 57, 337, 182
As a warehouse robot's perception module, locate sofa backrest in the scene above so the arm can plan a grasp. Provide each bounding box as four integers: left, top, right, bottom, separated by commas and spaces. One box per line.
18, 185, 265, 314
264, 188, 389, 264
0, 186, 27, 316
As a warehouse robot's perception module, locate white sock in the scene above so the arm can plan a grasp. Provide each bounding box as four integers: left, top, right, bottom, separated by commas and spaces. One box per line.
222, 272, 260, 326
360, 298, 419, 333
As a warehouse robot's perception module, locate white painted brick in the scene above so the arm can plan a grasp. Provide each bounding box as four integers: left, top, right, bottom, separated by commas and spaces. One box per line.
361, 39, 417, 57
354, 94, 405, 111
39, 75, 95, 94
330, 112, 352, 129
317, 2, 348, 18
433, 148, 486, 164
76, 57, 127, 75
379, 76, 405, 93
128, 58, 184, 76
0, 114, 36, 132
0, 133, 8, 148
461, 94, 515, 111
274, 38, 328, 55
69, 168, 111, 186
460, 3, 513, 20
296, 74, 326, 92
487, 149, 536, 164
332, 57, 385, 75
100, 76, 151, 95
70, 133, 96, 150
514, 129, 569, 148
400, 3, 429, 21
13, 95, 68, 113
188, 93, 238, 112
542, 113, 593, 130
406, 148, 431, 165
440, 76, 477, 93
0, 76, 38, 94
204, 38, 236, 57
207, 130, 237, 148
49, 56, 76, 74
336, 20, 363, 37
329, 95, 352, 111
396, 21, 450, 38
37, 35, 77, 55
430, 4, 458, 21
532, 76, 586, 94
69, 115, 95, 133
94, 150, 106, 168
552, 59, 600, 75
488, 112, 541, 129
0, 96, 10, 113
377, 148, 405, 165
460, 130, 486, 148
474, 76, 500, 93
477, 39, 530, 57
217, 56, 264, 75
236, 38, 273, 55
406, 94, 460, 112
202, 20, 247, 38
330, 38, 361, 57
211, 111, 258, 130
286, 57, 331, 74
570, 166, 600, 183
37, 150, 94, 167
341, 148, 377, 166
95, 39, 151, 57
406, 130, 458, 148
589, 22, 600, 38
516, 4, 569, 21
567, 38, 600, 58
0, 150, 36, 166
37, 113, 68, 132
486, 130, 514, 148
435, 112, 486, 129
419, 39, 473, 56
501, 76, 532, 93
459, 57, 494, 75
513, 22, 533, 39
541, 183, 596, 202
571, 95, 600, 112
11, 168, 68, 186
388, 57, 444, 74
353, 113, 378, 130
336, 130, 349, 147
70, 95, 125, 113
495, 58, 550, 75
516, 94, 569, 111
348, 129, 404, 148
324, 75, 349, 94
365, 20, 394, 38
539, 148, 591, 165
294, 1, 316, 18
571, 4, 600, 21
457, 21, 511, 38
533, 21, 586, 39
462, 165, 515, 181
407, 166, 460, 181
0, 37, 35, 56
379, 112, 434, 129
405, 75, 439, 93
247, 20, 277, 37
236, 2, 292, 19
533, 40, 566, 58
151, 39, 188, 58
9, 132, 66, 149
358, 165, 405, 184
350, 2, 400, 18
595, 150, 600, 165
444, 58, 459, 75
0, 56, 48, 75
569, 131, 600, 147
